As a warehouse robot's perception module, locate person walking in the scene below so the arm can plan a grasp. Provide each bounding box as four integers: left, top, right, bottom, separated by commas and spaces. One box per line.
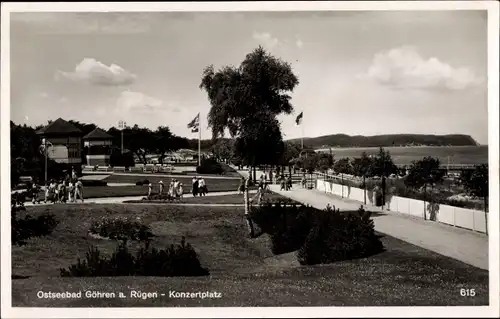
75, 179, 84, 203
177, 182, 184, 200
147, 182, 153, 199
159, 181, 164, 195
168, 179, 175, 199
192, 176, 199, 197
238, 177, 245, 194
68, 181, 75, 203
198, 177, 206, 196
31, 182, 39, 204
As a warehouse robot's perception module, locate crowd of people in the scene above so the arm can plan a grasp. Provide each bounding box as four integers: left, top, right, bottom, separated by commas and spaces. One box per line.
29, 167, 84, 204
146, 176, 208, 200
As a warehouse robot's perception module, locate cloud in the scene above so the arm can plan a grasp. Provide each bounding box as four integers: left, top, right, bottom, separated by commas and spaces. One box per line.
40, 92, 49, 98
362, 47, 483, 91
252, 32, 279, 49
56, 58, 136, 86
295, 39, 304, 49
116, 90, 163, 113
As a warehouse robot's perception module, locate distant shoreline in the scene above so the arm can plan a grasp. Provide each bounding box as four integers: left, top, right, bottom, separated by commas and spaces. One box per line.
316, 145, 488, 151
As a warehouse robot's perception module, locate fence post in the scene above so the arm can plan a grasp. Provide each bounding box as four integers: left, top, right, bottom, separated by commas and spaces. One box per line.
341, 173, 344, 198
363, 175, 366, 205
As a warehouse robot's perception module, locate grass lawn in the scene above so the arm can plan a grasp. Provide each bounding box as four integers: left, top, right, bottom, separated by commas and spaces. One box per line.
12, 203, 488, 307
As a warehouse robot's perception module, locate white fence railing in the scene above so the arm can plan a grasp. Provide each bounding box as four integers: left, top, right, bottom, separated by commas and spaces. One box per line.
316, 179, 488, 234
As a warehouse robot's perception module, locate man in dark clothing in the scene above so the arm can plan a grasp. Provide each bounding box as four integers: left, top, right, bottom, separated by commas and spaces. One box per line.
192, 177, 199, 197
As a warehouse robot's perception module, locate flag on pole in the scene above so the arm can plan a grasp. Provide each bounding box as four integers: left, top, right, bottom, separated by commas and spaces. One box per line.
187, 113, 200, 133
295, 112, 303, 126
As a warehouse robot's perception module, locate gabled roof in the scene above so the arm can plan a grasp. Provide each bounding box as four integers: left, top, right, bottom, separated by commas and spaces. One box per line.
83, 127, 113, 140
36, 118, 82, 135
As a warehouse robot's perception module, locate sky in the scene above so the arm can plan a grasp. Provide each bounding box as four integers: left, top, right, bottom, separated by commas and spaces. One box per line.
9, 10, 488, 144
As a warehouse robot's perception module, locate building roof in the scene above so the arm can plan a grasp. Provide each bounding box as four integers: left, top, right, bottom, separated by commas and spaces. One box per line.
36, 118, 82, 135
83, 127, 113, 140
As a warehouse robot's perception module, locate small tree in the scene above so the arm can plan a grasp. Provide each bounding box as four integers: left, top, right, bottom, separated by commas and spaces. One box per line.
404, 157, 445, 219
460, 164, 488, 213
333, 158, 352, 175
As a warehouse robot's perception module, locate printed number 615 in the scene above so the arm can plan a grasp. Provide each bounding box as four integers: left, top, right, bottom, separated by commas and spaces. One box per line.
460, 289, 476, 297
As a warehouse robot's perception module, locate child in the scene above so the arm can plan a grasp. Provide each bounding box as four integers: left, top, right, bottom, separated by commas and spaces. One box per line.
198, 178, 206, 196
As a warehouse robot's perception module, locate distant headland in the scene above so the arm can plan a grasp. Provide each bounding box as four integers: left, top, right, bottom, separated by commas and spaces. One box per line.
286, 134, 481, 149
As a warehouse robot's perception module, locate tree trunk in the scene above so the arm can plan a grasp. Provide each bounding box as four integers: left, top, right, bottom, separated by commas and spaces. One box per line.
484, 195, 488, 235
423, 184, 427, 220
244, 177, 255, 237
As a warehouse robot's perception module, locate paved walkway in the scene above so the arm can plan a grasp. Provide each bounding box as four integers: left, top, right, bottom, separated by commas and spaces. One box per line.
24, 190, 257, 206
269, 185, 489, 270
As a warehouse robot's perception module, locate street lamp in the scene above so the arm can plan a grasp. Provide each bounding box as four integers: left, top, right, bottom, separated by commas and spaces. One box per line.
118, 121, 126, 154
40, 139, 53, 183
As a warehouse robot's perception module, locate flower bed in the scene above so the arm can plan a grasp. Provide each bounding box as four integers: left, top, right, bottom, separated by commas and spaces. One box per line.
88, 216, 154, 241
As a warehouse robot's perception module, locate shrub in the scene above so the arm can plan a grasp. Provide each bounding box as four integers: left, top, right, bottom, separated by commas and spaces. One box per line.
196, 158, 223, 175
144, 194, 175, 201
143, 179, 150, 185
250, 203, 384, 265
89, 216, 154, 241
136, 181, 143, 186
11, 195, 59, 245
297, 207, 384, 265
81, 180, 107, 187
60, 237, 209, 277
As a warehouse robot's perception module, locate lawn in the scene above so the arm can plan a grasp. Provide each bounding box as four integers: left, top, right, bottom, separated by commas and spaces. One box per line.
12, 203, 488, 307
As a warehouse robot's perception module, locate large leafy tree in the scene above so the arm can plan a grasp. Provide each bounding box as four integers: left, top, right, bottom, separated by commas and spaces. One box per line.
154, 126, 189, 165
351, 152, 374, 177
200, 46, 299, 180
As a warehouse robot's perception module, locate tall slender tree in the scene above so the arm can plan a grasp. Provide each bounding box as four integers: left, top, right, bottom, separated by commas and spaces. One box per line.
200, 46, 299, 181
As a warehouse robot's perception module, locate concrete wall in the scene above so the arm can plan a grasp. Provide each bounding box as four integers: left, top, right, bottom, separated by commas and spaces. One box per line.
316, 179, 487, 234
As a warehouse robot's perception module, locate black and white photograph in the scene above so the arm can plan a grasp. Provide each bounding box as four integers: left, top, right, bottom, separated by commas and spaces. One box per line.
1, 1, 499, 318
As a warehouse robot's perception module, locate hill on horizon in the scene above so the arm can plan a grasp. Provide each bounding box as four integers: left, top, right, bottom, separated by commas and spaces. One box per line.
285, 134, 480, 149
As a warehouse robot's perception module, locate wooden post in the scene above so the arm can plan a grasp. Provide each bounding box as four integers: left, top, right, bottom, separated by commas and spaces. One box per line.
244, 177, 255, 237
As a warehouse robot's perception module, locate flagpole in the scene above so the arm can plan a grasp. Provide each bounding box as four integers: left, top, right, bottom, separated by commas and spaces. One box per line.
198, 113, 201, 167
301, 123, 304, 150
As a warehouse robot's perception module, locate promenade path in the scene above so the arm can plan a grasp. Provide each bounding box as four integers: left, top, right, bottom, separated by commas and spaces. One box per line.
269, 185, 489, 270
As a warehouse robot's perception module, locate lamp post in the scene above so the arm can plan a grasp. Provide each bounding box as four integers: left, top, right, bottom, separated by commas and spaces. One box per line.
42, 139, 53, 183
118, 121, 126, 154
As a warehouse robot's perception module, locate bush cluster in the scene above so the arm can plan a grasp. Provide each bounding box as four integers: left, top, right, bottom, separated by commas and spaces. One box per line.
143, 194, 175, 201
196, 158, 223, 175
88, 216, 154, 241
11, 194, 59, 245
135, 179, 150, 186
81, 180, 107, 187
250, 203, 384, 265
60, 237, 209, 277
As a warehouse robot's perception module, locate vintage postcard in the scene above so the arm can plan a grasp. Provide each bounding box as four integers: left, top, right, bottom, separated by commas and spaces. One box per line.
1, 1, 499, 318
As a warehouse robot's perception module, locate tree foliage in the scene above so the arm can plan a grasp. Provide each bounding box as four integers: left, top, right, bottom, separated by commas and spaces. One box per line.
200, 46, 299, 167
404, 156, 445, 190
460, 164, 488, 200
